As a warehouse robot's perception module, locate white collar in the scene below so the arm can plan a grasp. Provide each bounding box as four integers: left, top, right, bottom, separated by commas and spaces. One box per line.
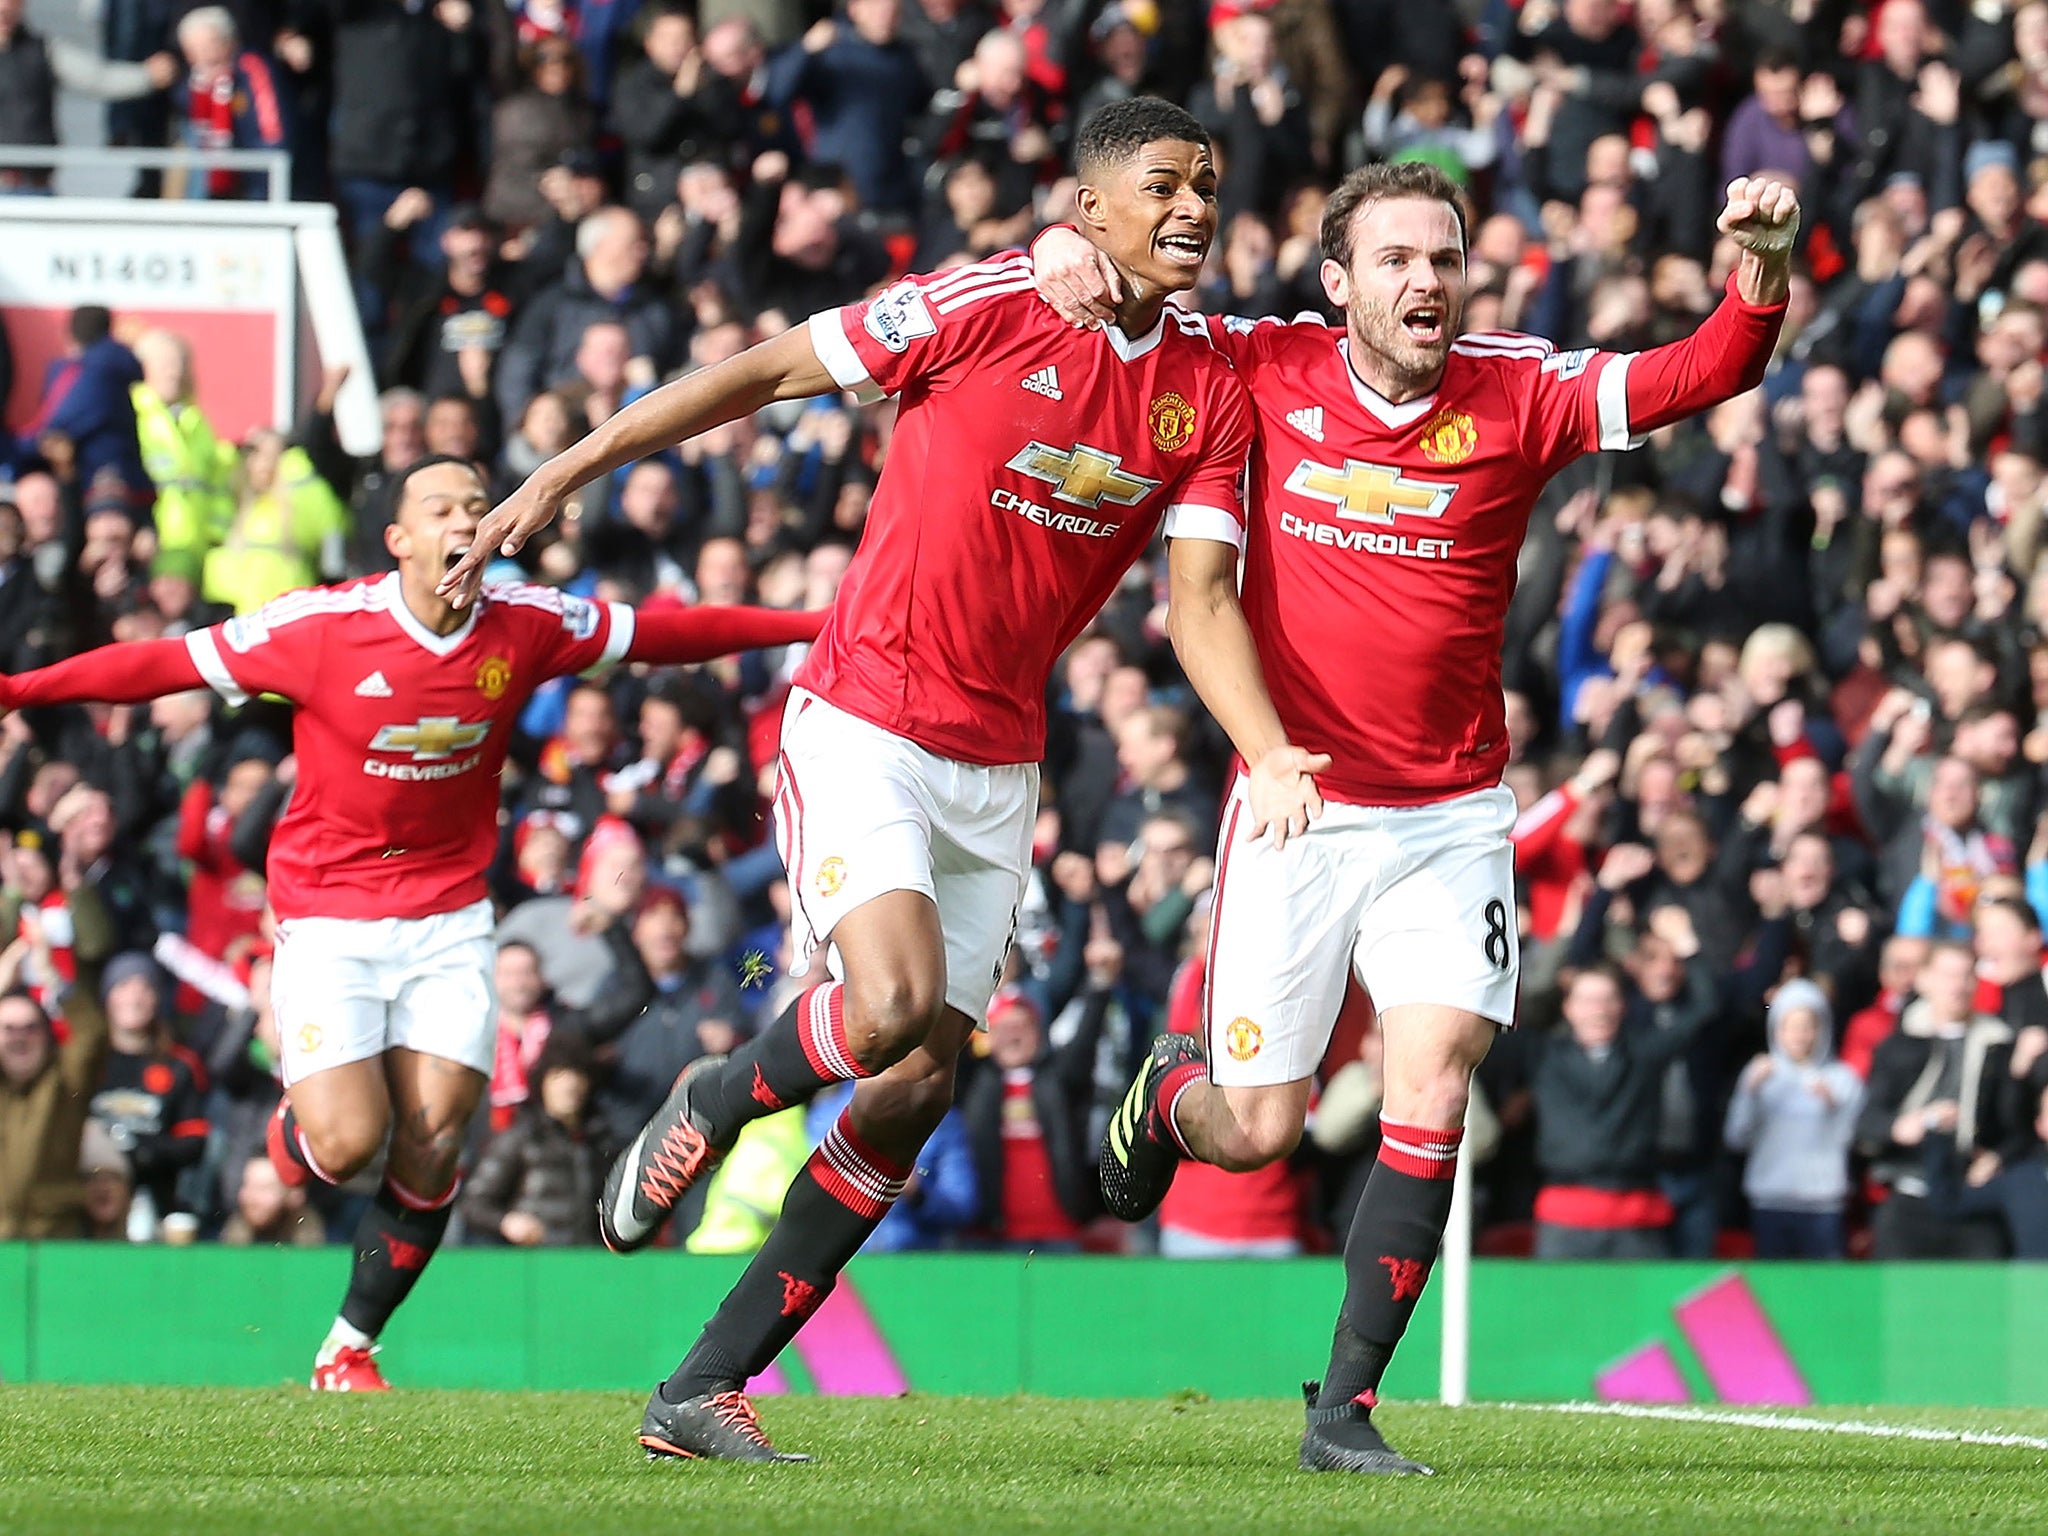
380, 571, 477, 656
1337, 338, 1438, 428
1101, 314, 1165, 364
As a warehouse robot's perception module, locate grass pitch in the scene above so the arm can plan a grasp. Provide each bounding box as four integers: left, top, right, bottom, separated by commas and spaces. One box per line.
4, 1388, 2045, 1536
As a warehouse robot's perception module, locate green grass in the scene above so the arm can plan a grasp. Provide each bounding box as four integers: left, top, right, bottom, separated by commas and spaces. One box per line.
4, 1388, 2046, 1535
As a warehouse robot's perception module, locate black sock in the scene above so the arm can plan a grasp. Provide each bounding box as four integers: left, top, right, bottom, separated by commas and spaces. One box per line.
696, 980, 871, 1144
1318, 1119, 1461, 1408
661, 1109, 908, 1402
338, 1174, 458, 1340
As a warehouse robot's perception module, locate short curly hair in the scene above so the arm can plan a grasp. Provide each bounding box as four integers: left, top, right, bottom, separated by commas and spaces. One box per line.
1319, 162, 1469, 270
1074, 96, 1211, 181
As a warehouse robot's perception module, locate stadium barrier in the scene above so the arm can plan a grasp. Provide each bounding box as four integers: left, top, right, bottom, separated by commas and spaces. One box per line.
3, 1246, 2044, 1405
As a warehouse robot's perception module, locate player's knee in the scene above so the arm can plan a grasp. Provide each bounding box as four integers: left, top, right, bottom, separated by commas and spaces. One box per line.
388, 1113, 465, 1192
1212, 1100, 1302, 1171
1235, 1115, 1304, 1169
843, 970, 947, 1071
301, 1118, 383, 1183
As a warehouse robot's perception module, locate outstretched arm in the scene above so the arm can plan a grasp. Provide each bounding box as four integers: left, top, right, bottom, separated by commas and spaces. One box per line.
442, 326, 840, 602
1165, 536, 1328, 848
624, 604, 825, 667
1617, 178, 1797, 438
0, 636, 207, 713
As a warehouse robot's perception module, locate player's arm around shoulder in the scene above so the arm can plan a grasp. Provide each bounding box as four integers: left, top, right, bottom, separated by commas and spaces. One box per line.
1164, 518, 1328, 848
445, 324, 845, 600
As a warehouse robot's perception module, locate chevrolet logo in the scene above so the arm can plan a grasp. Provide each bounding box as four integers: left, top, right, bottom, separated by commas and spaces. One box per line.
1004, 441, 1161, 510
369, 718, 492, 760
1285, 458, 1456, 525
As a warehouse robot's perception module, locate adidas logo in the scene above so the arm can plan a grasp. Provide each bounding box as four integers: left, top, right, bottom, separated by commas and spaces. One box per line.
353, 671, 393, 698
1286, 406, 1324, 442
1021, 365, 1062, 401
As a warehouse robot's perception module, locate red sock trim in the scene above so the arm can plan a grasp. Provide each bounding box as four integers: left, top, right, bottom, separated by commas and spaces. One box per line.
1377, 1118, 1462, 1181
807, 1110, 909, 1219
795, 982, 871, 1083
385, 1172, 461, 1211
1155, 1061, 1206, 1158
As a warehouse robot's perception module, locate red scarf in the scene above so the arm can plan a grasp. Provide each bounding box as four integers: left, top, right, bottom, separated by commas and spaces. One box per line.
191, 67, 238, 196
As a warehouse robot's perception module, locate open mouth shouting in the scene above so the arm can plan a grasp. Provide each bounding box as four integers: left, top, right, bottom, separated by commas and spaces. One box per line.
1399, 302, 1447, 347
1157, 230, 1207, 269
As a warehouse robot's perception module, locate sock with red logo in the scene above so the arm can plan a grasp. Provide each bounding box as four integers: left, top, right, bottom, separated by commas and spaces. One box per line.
696, 981, 873, 1146
1315, 1119, 1462, 1409
337, 1173, 461, 1341
659, 1110, 908, 1403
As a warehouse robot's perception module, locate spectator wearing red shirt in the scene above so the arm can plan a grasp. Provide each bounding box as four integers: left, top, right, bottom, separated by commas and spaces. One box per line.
1840, 935, 1931, 1078
962, 977, 1112, 1250
172, 745, 275, 1005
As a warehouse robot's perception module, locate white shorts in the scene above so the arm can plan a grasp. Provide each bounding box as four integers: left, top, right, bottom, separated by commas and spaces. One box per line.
1206, 779, 1519, 1087
271, 898, 498, 1086
774, 688, 1037, 1021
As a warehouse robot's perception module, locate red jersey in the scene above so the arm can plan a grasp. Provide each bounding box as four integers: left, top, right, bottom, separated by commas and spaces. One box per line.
1203, 278, 1785, 806
802, 253, 1253, 764
182, 574, 635, 922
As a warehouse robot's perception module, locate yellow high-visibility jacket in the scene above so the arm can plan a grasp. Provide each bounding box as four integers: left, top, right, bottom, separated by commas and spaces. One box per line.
201, 447, 351, 615
132, 385, 236, 554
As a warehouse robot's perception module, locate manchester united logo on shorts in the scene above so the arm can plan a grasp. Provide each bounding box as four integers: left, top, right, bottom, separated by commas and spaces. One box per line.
474, 656, 513, 701
1149, 391, 1196, 452
1225, 1017, 1263, 1061
1417, 407, 1478, 466
296, 1024, 323, 1056
815, 857, 848, 897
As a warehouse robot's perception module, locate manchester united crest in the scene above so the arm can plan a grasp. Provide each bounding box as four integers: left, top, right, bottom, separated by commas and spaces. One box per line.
297, 1024, 324, 1056
1225, 1017, 1263, 1062
475, 655, 512, 700
1149, 391, 1197, 452
816, 856, 848, 897
1417, 407, 1478, 465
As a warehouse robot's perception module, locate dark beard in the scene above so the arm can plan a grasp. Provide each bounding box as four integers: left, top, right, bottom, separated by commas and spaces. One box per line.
1346, 304, 1447, 401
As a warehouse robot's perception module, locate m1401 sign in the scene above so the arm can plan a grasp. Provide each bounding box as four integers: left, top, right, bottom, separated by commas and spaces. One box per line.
47, 250, 199, 287
0, 217, 294, 439
22, 227, 289, 309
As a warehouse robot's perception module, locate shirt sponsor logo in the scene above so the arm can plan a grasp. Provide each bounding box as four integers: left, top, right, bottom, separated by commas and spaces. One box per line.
864, 282, 938, 353
1284, 457, 1457, 525
369, 717, 492, 760
1149, 391, 1196, 452
1004, 441, 1161, 510
1417, 407, 1478, 466
1279, 511, 1454, 560
363, 755, 484, 782
990, 488, 1121, 538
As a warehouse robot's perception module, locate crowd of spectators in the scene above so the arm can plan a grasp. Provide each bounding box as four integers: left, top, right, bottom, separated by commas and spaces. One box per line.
10, 0, 2048, 1263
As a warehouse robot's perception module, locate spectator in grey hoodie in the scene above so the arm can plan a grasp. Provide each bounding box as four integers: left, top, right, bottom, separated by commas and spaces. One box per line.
1725, 978, 1865, 1258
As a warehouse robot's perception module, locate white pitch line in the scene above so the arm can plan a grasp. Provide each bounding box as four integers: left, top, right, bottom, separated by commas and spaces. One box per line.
1481, 1400, 2048, 1451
